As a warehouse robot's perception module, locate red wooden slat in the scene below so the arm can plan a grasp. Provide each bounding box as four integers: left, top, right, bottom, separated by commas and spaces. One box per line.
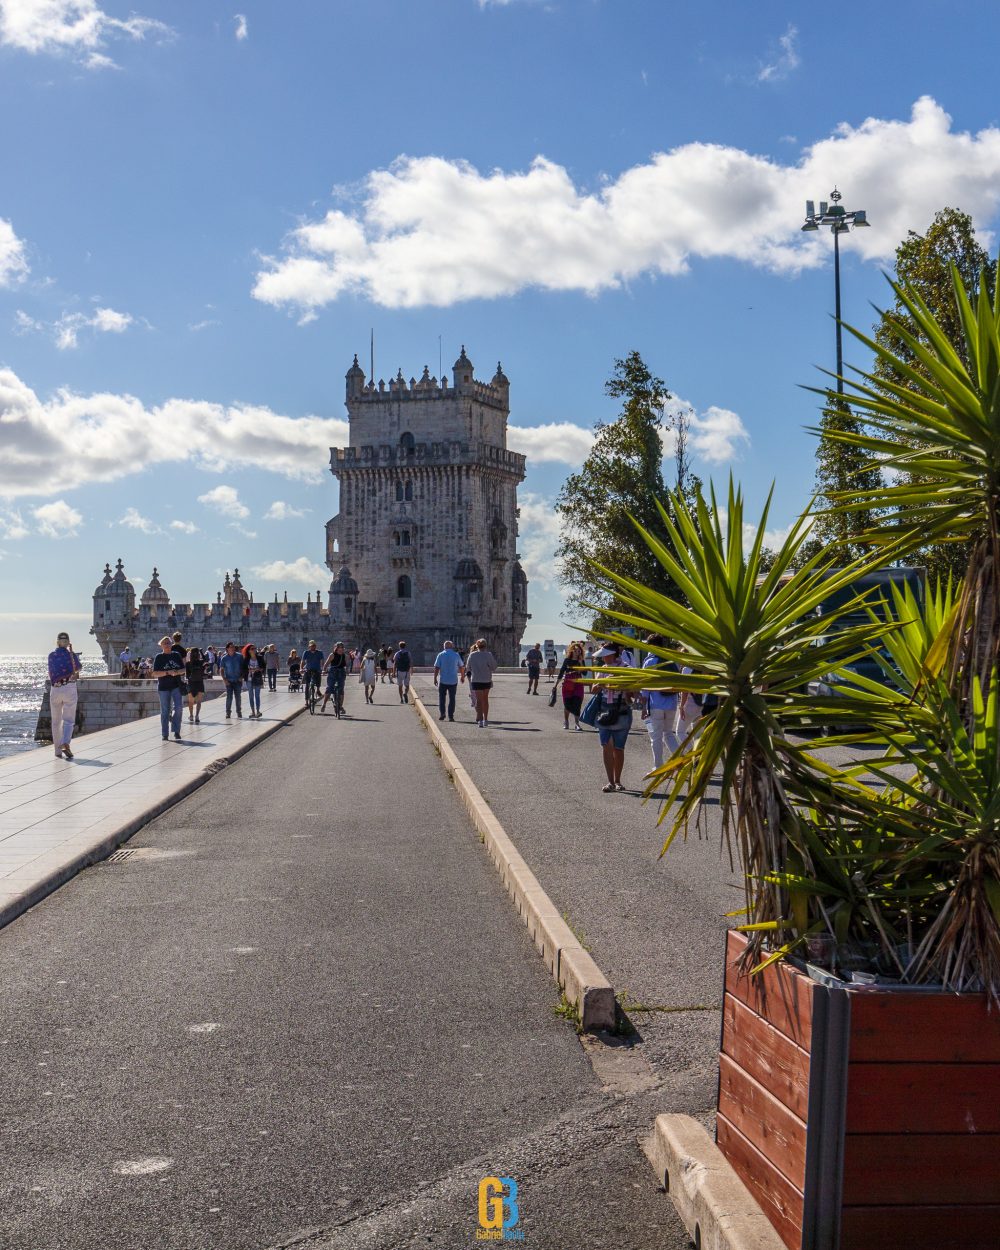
842, 1134, 1000, 1205
717, 1114, 803, 1250
849, 990, 1000, 1062
722, 992, 811, 1121
846, 1063, 1000, 1134
717, 1053, 807, 1189
840, 1205, 1000, 1250
725, 930, 814, 1049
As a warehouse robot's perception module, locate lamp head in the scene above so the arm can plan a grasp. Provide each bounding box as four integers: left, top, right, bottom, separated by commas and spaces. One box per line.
852, 210, 870, 227
801, 220, 820, 232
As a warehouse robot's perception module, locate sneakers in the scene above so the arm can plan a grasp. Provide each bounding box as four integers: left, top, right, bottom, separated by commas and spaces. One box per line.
162, 735, 169, 741
62, 745, 74, 759
226, 713, 231, 719
236, 712, 243, 719
174, 733, 182, 741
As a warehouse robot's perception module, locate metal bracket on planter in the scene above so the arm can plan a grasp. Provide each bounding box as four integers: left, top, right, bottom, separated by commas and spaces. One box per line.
801, 980, 850, 1250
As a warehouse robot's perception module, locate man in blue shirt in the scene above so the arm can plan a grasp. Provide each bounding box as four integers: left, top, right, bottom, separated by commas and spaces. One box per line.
301, 639, 325, 704
432, 640, 466, 721
219, 640, 245, 719
640, 632, 679, 771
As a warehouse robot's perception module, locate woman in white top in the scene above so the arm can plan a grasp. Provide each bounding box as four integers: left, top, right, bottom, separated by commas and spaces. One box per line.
359, 649, 378, 704
465, 638, 498, 727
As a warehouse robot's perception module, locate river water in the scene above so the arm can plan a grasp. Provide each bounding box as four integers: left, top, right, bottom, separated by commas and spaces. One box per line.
0, 655, 106, 761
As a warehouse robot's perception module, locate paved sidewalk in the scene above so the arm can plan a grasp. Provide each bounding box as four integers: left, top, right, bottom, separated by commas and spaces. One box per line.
0, 689, 305, 930
414, 673, 738, 1120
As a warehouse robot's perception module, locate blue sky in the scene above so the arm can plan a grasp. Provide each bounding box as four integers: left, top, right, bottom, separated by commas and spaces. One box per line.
2, 0, 1000, 653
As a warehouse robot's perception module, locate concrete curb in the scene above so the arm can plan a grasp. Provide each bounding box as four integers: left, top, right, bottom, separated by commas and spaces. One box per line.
644, 1114, 785, 1250
410, 682, 615, 1031
0, 703, 307, 933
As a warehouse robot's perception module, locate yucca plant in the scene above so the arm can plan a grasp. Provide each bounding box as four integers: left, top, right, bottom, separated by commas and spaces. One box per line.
586, 260, 1000, 998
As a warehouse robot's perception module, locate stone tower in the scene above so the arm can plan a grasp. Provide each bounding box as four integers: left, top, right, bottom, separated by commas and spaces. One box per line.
327, 347, 529, 663
92, 559, 136, 672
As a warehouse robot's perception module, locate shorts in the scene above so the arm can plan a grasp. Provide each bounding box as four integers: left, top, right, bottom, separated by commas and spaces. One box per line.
598, 716, 633, 749
396, 669, 411, 685
187, 680, 205, 696
527, 665, 540, 679
326, 669, 346, 690
562, 693, 583, 715
470, 681, 493, 691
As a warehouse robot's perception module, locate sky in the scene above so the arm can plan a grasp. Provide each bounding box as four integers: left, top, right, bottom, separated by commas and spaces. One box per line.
2, 0, 1000, 653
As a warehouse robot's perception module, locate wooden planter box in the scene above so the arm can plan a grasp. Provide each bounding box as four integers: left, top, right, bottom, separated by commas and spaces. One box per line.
717, 930, 1000, 1250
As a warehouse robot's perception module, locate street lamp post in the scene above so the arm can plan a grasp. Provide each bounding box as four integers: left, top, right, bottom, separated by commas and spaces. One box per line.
801, 189, 870, 395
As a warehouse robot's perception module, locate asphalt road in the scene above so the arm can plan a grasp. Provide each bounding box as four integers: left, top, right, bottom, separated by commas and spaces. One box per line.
0, 681, 691, 1250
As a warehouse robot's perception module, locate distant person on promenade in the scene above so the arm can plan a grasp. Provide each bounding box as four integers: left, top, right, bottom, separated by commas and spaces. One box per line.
265, 644, 279, 691
466, 638, 497, 727
591, 644, 634, 792
378, 646, 390, 683
219, 641, 244, 718
321, 641, 348, 714
48, 630, 82, 759
360, 649, 378, 704
301, 640, 324, 705
433, 640, 465, 721
171, 631, 186, 658
153, 635, 186, 741
392, 641, 412, 704
118, 645, 131, 673
640, 633, 679, 772
185, 646, 206, 724
524, 642, 543, 696
203, 645, 216, 678
584, 644, 596, 670
555, 640, 586, 730
243, 644, 264, 718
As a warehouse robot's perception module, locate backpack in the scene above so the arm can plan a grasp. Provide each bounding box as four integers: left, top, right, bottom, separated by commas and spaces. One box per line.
395, 651, 411, 672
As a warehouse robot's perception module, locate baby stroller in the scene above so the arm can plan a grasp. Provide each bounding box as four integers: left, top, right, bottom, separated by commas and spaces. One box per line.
287, 668, 302, 693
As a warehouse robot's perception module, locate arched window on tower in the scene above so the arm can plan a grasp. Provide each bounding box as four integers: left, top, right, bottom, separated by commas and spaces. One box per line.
395, 481, 404, 501
492, 578, 499, 600
397, 575, 412, 599
404, 480, 413, 501
401, 530, 410, 546
393, 531, 400, 546
400, 432, 415, 457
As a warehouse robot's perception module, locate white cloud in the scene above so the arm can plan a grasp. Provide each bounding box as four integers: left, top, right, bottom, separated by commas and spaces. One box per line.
662, 396, 751, 465
264, 500, 308, 520
0, 508, 29, 539
169, 519, 199, 534
0, 366, 351, 497
17, 304, 136, 350
198, 485, 249, 520
508, 422, 594, 465
253, 97, 1000, 312
757, 24, 800, 83
117, 506, 158, 533
517, 492, 562, 591
188, 318, 221, 332
250, 556, 330, 587
33, 499, 82, 538
233, 12, 247, 40
0, 0, 172, 65
0, 219, 29, 287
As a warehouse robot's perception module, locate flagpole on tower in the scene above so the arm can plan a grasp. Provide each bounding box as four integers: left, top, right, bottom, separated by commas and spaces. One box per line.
370, 329, 374, 388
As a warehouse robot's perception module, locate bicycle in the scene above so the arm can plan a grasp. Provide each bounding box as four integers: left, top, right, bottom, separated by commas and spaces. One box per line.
304, 671, 321, 714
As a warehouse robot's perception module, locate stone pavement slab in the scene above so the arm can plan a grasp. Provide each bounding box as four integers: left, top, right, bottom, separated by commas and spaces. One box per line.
0, 689, 306, 930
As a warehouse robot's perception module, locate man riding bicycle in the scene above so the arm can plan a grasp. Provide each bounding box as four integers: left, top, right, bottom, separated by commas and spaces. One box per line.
321, 641, 348, 715
301, 640, 324, 705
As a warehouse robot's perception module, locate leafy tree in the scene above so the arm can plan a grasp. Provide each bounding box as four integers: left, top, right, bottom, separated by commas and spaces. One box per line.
871, 207, 996, 579
556, 352, 678, 625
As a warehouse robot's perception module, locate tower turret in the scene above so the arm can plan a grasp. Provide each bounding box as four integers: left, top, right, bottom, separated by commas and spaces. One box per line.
346, 354, 366, 400
453, 345, 474, 394
328, 561, 359, 627
91, 558, 136, 670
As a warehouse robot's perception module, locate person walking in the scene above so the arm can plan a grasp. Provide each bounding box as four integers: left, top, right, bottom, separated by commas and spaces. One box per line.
185, 645, 207, 724
170, 631, 186, 658
244, 644, 264, 718
524, 642, 543, 696
466, 638, 497, 727
359, 649, 377, 704
203, 644, 216, 679
433, 640, 465, 721
555, 640, 586, 730
265, 644, 279, 692
640, 634, 680, 772
321, 642, 348, 715
378, 646, 390, 683
48, 630, 82, 759
591, 644, 634, 791
301, 639, 325, 705
153, 635, 186, 741
392, 640, 412, 703
219, 641, 244, 718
